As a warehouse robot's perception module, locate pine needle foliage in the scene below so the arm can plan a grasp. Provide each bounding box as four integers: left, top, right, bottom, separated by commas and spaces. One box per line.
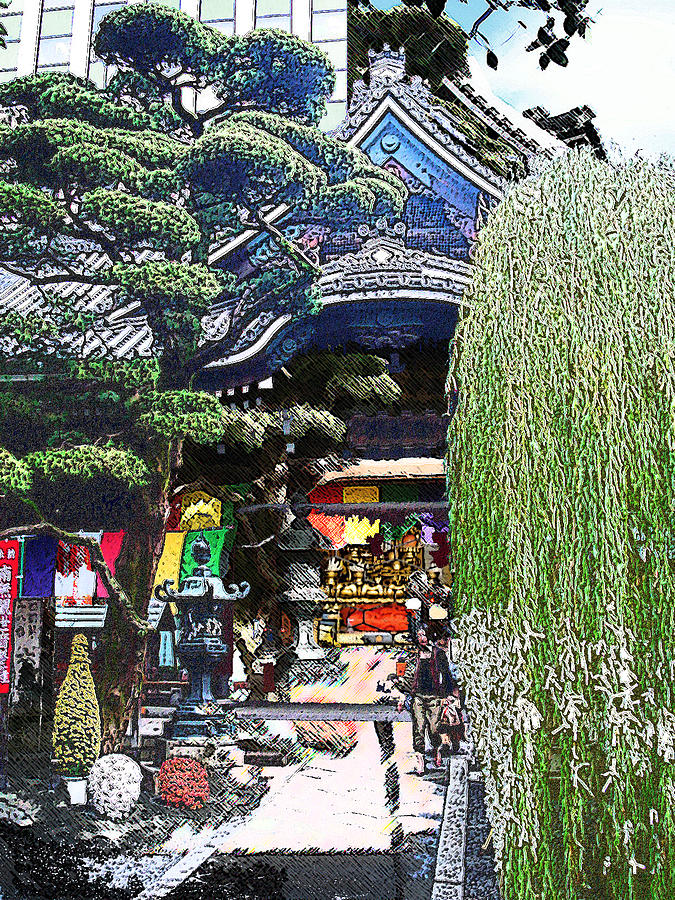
52, 634, 101, 778
0, 446, 31, 494
448, 151, 675, 900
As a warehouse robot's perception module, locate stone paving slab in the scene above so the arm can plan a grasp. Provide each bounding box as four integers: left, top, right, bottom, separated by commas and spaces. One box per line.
431, 756, 469, 900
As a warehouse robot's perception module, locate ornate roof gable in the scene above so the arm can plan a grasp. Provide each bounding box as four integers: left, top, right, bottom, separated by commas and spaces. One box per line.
333, 47, 509, 197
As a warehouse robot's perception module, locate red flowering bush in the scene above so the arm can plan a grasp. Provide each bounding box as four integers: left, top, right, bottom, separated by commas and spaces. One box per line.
158, 757, 210, 810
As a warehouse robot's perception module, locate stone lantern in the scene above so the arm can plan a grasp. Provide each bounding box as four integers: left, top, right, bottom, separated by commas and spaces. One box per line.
154, 532, 250, 713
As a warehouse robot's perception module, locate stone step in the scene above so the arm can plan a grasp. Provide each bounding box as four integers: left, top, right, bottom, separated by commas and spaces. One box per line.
141, 706, 175, 718
243, 749, 289, 767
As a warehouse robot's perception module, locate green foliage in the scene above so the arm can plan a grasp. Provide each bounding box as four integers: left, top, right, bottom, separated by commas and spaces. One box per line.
326, 372, 402, 410
348, 4, 468, 93
35, 79, 157, 131
0, 181, 63, 229
180, 119, 327, 207
0, 72, 84, 110
81, 189, 200, 252
94, 3, 224, 86
49, 143, 146, 190
66, 358, 161, 392
52, 634, 101, 778
0, 446, 31, 494
105, 260, 226, 306
26, 445, 150, 489
213, 28, 334, 125
281, 351, 401, 413
228, 111, 406, 222
137, 390, 269, 450
448, 151, 675, 900
96, 6, 334, 127
286, 403, 346, 445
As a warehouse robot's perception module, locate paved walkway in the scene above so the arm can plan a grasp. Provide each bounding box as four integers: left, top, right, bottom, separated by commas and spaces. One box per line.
139, 648, 447, 897
218, 722, 444, 854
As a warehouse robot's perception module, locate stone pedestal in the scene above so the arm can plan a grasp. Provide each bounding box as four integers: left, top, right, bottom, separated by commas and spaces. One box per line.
295, 619, 325, 660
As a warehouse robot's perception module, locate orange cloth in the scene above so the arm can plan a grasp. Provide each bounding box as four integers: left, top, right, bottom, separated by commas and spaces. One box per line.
342, 603, 408, 633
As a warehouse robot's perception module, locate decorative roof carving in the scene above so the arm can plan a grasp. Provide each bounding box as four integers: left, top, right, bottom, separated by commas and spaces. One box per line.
333, 46, 509, 193
319, 235, 472, 303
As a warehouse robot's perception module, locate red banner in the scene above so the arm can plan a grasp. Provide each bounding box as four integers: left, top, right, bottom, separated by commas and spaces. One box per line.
0, 539, 20, 694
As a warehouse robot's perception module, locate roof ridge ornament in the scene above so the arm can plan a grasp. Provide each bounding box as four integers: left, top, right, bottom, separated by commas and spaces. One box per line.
368, 44, 407, 87
356, 217, 407, 243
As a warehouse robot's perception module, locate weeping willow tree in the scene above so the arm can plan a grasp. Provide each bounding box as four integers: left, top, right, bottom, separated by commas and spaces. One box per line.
448, 150, 675, 900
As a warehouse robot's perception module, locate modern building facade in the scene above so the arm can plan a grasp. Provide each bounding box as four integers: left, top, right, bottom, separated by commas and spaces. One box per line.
0, 0, 348, 128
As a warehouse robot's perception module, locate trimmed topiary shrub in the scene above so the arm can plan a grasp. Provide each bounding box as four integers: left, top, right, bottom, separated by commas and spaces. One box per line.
88, 754, 143, 819
158, 757, 209, 809
52, 633, 101, 777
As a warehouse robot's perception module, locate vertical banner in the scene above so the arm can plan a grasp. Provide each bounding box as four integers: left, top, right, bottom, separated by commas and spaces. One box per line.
0, 539, 20, 695
54, 541, 96, 606
180, 490, 222, 531
21, 534, 58, 598
11, 598, 42, 702
96, 531, 125, 599
153, 531, 187, 593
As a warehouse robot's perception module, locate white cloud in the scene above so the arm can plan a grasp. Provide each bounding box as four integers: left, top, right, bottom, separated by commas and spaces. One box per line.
469, 1, 675, 158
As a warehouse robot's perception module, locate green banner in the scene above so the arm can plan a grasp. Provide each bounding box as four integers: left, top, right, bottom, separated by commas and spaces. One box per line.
179, 525, 237, 581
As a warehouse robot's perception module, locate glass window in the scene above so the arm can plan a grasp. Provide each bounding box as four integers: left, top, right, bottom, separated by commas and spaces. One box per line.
321, 100, 346, 132
256, 0, 290, 14
0, 69, 17, 82
315, 38, 346, 70
0, 43, 19, 71
313, 0, 346, 11
44, 0, 72, 8
201, 0, 235, 19
205, 19, 234, 34
0, 15, 22, 42
93, 2, 125, 33
333, 68, 347, 101
311, 9, 345, 42
41, 8, 75, 38
255, 15, 290, 30
88, 58, 106, 88
37, 36, 72, 67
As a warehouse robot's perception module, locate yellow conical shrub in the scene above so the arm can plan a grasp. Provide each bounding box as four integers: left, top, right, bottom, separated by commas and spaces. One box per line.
52, 633, 101, 777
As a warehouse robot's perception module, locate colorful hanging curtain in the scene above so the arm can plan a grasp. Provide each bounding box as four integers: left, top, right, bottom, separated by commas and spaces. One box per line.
380, 482, 419, 503
180, 490, 222, 531
153, 531, 186, 593
343, 516, 380, 545
380, 515, 423, 543
54, 541, 96, 606
21, 534, 58, 598
308, 512, 345, 548
341, 602, 408, 633
308, 483, 346, 548
0, 539, 19, 694
343, 485, 379, 504
165, 497, 182, 532
96, 531, 125, 599
179, 526, 233, 582
419, 511, 449, 544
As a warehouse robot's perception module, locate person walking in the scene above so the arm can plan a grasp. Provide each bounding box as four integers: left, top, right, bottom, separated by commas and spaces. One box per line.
396, 627, 454, 775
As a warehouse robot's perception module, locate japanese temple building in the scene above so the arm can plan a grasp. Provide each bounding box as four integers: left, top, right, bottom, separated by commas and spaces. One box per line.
0, 45, 603, 726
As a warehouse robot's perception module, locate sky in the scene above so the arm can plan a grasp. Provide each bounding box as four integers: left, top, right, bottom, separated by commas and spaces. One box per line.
371, 0, 675, 158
